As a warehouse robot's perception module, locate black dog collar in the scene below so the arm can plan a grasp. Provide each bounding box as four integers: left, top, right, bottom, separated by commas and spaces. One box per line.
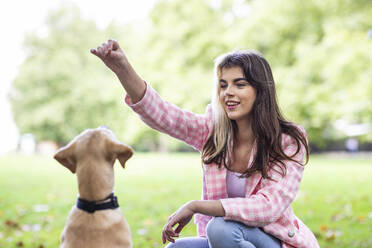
76, 193, 119, 213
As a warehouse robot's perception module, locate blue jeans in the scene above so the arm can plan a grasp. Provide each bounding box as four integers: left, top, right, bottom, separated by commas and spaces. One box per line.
165, 217, 282, 248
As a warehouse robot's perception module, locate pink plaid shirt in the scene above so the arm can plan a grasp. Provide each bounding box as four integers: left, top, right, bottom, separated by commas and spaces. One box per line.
125, 83, 319, 248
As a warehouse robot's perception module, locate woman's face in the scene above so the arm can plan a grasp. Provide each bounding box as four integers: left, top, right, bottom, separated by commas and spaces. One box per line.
218, 66, 257, 122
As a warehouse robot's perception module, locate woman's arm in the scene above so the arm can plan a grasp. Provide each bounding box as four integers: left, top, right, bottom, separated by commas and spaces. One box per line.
92, 39, 213, 151
91, 39, 146, 103
190, 200, 225, 217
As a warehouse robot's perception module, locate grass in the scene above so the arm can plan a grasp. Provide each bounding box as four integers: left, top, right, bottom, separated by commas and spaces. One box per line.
0, 152, 371, 247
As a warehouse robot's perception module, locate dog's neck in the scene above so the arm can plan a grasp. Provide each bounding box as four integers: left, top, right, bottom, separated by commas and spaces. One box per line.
76, 160, 115, 201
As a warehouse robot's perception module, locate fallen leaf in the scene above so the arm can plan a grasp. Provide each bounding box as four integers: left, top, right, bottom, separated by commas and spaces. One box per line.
16, 241, 24, 247
320, 224, 328, 232
5, 219, 19, 229
357, 215, 366, 223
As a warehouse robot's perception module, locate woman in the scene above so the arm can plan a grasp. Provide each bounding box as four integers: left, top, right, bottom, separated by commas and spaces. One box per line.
91, 39, 319, 248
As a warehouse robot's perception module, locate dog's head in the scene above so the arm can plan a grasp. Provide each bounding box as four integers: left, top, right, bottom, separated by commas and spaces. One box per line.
53, 126, 133, 173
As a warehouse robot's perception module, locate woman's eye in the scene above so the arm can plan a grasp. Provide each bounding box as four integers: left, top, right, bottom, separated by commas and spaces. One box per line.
220, 84, 227, 88
237, 83, 246, 87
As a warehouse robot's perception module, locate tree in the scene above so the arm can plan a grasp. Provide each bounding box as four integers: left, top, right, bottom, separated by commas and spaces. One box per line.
226, 0, 372, 146
144, 0, 372, 147
10, 4, 137, 145
11, 0, 372, 150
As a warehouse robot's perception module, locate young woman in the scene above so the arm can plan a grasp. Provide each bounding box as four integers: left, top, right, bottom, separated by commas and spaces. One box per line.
91, 39, 319, 248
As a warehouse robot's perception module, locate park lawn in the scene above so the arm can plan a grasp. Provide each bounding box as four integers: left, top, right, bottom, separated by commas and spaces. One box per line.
0, 153, 371, 248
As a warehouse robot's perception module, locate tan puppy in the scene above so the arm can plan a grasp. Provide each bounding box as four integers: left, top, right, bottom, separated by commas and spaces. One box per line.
54, 126, 133, 248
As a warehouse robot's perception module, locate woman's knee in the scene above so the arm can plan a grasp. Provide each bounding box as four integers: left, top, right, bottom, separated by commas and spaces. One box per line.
165, 241, 186, 248
165, 242, 177, 248
206, 217, 226, 235
165, 237, 208, 248
206, 218, 281, 248
206, 217, 238, 245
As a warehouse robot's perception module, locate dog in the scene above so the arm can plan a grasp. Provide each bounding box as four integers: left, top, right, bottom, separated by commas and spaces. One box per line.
54, 126, 133, 248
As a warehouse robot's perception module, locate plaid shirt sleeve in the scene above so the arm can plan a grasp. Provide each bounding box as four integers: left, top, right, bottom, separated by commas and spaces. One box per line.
125, 82, 213, 151
220, 127, 308, 227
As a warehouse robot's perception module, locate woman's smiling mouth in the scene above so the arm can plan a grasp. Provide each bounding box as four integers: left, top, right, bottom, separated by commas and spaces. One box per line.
225, 100, 240, 110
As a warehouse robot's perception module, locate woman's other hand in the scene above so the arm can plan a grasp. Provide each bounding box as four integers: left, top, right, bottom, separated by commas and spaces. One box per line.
162, 201, 195, 244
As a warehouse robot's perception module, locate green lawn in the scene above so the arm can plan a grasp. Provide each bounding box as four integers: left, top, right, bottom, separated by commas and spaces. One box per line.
0, 153, 371, 247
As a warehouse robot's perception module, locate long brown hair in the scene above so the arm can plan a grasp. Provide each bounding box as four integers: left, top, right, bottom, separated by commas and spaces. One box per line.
202, 50, 309, 179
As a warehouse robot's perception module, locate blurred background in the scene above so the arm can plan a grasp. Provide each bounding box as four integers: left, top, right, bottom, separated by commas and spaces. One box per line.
0, 0, 371, 247
2, 0, 372, 154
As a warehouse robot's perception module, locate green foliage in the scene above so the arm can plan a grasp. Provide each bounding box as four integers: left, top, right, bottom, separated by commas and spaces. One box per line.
0, 153, 371, 247
10, 0, 372, 148
10, 4, 143, 146
11, 6, 101, 142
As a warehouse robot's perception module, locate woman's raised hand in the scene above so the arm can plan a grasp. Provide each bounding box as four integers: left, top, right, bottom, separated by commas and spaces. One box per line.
90, 39, 128, 74
91, 39, 146, 103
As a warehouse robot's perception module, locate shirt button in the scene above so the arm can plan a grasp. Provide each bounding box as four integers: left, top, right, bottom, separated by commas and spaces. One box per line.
288, 230, 295, 238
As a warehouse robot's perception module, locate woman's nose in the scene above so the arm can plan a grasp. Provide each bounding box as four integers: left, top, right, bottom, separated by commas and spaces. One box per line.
224, 85, 234, 96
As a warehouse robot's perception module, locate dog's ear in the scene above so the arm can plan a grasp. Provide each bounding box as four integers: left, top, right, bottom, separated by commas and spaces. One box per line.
54, 141, 77, 173
109, 141, 133, 168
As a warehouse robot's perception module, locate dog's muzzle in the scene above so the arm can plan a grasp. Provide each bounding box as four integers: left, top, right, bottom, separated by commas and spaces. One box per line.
76, 193, 119, 213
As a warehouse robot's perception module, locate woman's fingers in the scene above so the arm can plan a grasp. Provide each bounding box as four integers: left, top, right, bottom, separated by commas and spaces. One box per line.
162, 226, 174, 244
161, 221, 179, 244
166, 226, 179, 237
90, 39, 130, 75
108, 39, 120, 51
90, 42, 107, 58
164, 223, 177, 237
93, 44, 103, 59
162, 231, 167, 244
100, 42, 107, 57
90, 48, 97, 55
165, 229, 177, 243
97, 44, 103, 53
90, 46, 103, 59
161, 206, 194, 244
90, 39, 121, 60
174, 223, 184, 234
104, 41, 114, 57
101, 42, 107, 56
166, 233, 175, 243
